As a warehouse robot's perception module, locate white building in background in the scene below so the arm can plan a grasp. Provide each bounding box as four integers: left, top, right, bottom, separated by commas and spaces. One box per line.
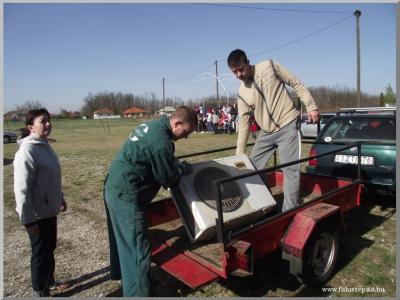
155, 106, 175, 117
93, 108, 121, 119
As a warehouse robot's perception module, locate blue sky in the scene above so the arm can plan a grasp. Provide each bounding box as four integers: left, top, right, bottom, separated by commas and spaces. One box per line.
4, 2, 396, 113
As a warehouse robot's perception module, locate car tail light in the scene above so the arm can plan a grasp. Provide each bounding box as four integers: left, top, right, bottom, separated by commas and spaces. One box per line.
309, 148, 318, 166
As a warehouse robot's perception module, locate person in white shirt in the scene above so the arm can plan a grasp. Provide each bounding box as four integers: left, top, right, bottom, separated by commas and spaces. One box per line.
14, 109, 69, 296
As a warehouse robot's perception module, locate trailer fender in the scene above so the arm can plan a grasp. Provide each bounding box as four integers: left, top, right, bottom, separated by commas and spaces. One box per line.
281, 202, 342, 285
281, 202, 341, 257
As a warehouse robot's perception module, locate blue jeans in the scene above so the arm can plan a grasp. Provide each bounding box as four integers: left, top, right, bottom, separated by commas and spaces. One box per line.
28, 217, 57, 292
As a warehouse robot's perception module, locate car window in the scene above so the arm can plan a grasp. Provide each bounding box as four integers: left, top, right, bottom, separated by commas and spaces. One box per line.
302, 114, 334, 125
318, 117, 395, 143
320, 115, 334, 124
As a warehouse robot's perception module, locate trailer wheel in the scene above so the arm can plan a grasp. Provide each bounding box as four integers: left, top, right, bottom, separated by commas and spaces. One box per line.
298, 226, 338, 286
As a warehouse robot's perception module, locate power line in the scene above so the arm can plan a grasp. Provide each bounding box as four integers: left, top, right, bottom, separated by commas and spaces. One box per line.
195, 3, 353, 15
167, 9, 354, 84
215, 14, 353, 63
247, 14, 354, 58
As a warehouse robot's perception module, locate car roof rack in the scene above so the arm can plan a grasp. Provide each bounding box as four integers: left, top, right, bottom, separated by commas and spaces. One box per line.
337, 106, 396, 115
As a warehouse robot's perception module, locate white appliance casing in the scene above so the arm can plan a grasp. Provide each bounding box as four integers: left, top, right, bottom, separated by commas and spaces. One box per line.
171, 154, 276, 242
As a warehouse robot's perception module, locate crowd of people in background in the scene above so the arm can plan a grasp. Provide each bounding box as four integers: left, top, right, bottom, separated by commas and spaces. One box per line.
194, 103, 259, 137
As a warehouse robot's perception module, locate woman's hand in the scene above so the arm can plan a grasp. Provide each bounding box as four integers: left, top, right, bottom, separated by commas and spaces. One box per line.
25, 223, 39, 235
61, 199, 67, 212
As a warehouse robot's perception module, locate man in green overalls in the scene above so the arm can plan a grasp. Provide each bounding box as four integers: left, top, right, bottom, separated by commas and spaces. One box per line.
104, 106, 197, 296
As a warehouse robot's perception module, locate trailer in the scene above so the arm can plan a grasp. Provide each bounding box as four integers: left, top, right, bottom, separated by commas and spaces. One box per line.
145, 143, 364, 290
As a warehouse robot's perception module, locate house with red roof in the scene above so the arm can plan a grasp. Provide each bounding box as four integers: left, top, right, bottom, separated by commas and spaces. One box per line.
123, 107, 147, 119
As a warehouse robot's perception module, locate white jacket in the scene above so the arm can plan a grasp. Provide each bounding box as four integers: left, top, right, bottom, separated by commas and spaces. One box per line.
13, 136, 63, 225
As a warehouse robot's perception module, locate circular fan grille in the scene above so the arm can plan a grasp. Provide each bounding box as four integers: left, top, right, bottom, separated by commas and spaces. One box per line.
194, 167, 243, 212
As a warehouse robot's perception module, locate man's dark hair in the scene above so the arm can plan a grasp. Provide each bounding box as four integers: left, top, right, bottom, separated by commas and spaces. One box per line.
21, 108, 51, 138
227, 49, 248, 68
172, 106, 198, 128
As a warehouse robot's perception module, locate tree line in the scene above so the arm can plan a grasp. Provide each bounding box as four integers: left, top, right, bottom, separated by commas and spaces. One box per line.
11, 84, 395, 118
307, 85, 385, 112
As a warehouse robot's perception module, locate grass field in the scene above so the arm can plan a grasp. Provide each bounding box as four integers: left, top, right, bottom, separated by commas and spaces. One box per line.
2, 118, 396, 297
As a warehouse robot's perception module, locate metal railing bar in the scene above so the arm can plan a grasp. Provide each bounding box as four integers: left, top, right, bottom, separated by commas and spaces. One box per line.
214, 143, 361, 245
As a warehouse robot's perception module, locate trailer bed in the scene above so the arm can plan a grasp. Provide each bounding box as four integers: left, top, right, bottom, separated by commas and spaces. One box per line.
149, 180, 317, 270
147, 170, 362, 288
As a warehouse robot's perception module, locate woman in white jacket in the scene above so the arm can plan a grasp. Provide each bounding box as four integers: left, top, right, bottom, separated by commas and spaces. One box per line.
13, 109, 69, 296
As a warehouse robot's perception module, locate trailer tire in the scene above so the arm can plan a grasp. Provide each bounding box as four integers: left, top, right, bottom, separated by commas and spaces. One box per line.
297, 226, 338, 286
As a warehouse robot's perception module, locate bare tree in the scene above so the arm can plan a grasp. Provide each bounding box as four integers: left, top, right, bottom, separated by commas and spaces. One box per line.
15, 100, 45, 112
308, 85, 380, 112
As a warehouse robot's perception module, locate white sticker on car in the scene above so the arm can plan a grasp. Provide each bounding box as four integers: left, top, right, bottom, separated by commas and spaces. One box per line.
324, 136, 332, 142
334, 154, 375, 166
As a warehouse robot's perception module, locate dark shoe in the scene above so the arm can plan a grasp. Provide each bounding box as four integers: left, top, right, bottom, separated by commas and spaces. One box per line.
32, 287, 50, 297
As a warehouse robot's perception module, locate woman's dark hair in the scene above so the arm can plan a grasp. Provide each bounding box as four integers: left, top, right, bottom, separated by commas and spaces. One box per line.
20, 108, 51, 138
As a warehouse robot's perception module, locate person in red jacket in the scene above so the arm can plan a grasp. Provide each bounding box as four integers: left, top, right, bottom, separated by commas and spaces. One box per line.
250, 119, 259, 140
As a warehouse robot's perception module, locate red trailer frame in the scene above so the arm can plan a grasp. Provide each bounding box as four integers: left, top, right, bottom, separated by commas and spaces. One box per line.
146, 143, 364, 289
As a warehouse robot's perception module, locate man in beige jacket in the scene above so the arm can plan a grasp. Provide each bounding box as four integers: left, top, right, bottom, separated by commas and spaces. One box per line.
227, 49, 319, 212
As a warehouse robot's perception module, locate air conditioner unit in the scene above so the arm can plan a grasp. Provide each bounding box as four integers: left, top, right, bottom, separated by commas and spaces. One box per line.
170, 154, 276, 242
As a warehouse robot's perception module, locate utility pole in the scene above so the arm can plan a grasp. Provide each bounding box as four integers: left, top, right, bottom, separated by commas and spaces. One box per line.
162, 77, 165, 111
354, 10, 361, 107
215, 60, 220, 108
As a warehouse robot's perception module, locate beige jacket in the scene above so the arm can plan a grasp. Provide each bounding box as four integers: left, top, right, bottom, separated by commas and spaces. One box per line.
236, 59, 318, 154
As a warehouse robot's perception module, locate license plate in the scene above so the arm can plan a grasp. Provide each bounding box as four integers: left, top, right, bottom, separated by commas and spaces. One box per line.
334, 154, 375, 166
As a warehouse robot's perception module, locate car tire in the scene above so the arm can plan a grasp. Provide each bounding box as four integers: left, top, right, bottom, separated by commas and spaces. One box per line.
4, 136, 10, 144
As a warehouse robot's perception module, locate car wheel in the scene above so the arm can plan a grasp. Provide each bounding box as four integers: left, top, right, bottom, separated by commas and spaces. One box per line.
297, 226, 339, 286
4, 136, 10, 144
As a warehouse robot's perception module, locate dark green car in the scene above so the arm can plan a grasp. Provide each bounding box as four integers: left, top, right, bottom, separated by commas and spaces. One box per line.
306, 113, 396, 196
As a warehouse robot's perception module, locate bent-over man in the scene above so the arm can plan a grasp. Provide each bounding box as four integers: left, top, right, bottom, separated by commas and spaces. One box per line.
104, 106, 197, 296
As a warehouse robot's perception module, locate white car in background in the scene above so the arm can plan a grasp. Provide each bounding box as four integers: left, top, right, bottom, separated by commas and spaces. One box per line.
300, 113, 336, 138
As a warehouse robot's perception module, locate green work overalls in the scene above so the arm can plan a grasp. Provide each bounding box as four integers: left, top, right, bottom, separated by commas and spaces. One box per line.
104, 117, 180, 297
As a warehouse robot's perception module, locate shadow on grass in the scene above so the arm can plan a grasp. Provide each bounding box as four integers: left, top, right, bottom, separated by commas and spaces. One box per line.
53, 266, 111, 297
362, 193, 396, 211
105, 264, 194, 297
216, 195, 395, 297
330, 194, 396, 276
218, 252, 302, 296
